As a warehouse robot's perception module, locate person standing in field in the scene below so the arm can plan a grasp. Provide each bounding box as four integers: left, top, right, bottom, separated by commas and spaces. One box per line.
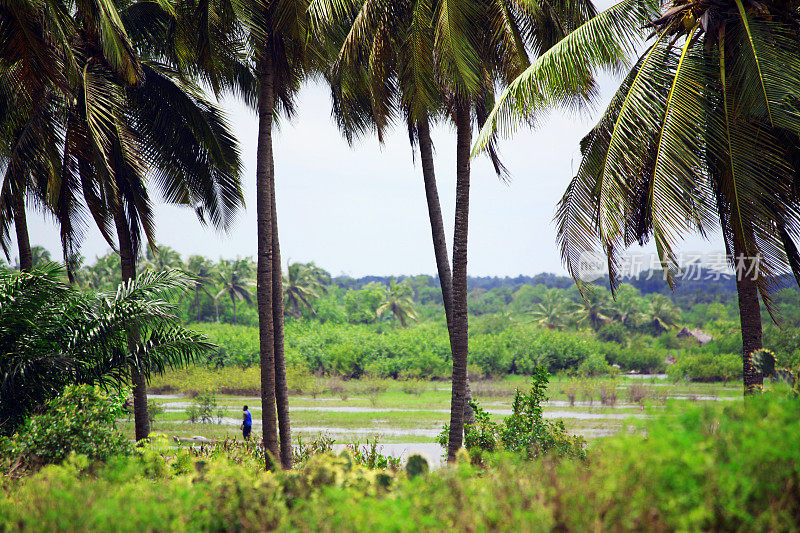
242, 405, 252, 440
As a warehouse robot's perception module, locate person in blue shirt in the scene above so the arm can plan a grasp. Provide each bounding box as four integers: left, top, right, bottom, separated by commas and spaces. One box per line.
242, 405, 252, 440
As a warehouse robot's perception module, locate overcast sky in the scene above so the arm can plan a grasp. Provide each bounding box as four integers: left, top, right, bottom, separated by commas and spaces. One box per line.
19, 62, 722, 278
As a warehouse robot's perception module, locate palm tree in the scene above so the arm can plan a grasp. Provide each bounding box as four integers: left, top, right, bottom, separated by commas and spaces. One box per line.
284, 262, 327, 318
321, 0, 597, 461
139, 246, 184, 274
611, 284, 644, 328
186, 255, 216, 322
642, 293, 680, 332
231, 0, 316, 470
377, 280, 418, 328
216, 258, 253, 325
0, 264, 213, 435
572, 289, 614, 330
528, 289, 572, 330
478, 0, 800, 393
0, 0, 74, 272
29, 0, 245, 442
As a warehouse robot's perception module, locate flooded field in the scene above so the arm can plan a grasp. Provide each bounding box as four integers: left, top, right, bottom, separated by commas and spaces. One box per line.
117, 375, 742, 463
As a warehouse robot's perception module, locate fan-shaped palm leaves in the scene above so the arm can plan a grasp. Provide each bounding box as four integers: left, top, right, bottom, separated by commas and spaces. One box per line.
611, 284, 644, 328
0, 264, 214, 436
186, 255, 216, 322
216, 258, 253, 325
284, 262, 328, 318
528, 288, 573, 330
642, 293, 680, 332
2, 0, 245, 441
377, 280, 418, 328
139, 246, 184, 273
572, 288, 614, 330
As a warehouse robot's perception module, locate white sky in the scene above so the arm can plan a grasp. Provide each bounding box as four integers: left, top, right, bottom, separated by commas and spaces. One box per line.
19, 16, 724, 277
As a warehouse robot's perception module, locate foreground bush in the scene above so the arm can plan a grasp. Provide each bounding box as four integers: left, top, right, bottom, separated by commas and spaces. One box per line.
0, 386, 132, 474
3, 395, 797, 531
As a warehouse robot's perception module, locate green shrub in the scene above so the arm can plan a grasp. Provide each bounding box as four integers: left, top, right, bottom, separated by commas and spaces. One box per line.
6, 396, 798, 531
667, 352, 740, 382
577, 353, 611, 377
596, 323, 627, 344
438, 369, 585, 464
1, 385, 132, 473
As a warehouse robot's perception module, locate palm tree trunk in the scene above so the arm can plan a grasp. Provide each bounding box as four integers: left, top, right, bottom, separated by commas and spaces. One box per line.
271, 186, 293, 469
215, 298, 220, 322
12, 190, 32, 271
113, 209, 149, 442
256, 54, 280, 468
232, 297, 237, 325
417, 118, 474, 426
734, 248, 763, 394
446, 101, 472, 462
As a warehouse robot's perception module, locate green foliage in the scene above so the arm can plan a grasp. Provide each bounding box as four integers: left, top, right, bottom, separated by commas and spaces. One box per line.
345, 438, 402, 471
438, 369, 585, 464
667, 352, 741, 382
1, 385, 132, 473
343, 283, 386, 324
0, 266, 213, 434
6, 396, 799, 531
577, 352, 612, 377
596, 322, 627, 344
405, 454, 429, 479
186, 392, 223, 424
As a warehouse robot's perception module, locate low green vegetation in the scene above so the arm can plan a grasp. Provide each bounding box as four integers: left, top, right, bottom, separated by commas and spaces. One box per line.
2, 393, 798, 532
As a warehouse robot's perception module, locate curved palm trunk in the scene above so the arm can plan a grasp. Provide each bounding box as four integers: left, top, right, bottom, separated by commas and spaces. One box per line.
256, 54, 280, 469
271, 187, 292, 468
114, 209, 149, 442
232, 296, 237, 325
417, 118, 474, 427
446, 101, 472, 462
12, 191, 32, 271
734, 247, 763, 394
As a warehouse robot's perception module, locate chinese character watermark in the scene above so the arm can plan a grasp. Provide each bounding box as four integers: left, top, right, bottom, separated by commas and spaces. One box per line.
575, 251, 761, 283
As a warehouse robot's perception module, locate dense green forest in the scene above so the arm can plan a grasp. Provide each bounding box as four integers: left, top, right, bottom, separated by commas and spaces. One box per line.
22, 245, 800, 383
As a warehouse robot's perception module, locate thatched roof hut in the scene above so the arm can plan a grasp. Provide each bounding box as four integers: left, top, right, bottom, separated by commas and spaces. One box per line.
677, 327, 713, 345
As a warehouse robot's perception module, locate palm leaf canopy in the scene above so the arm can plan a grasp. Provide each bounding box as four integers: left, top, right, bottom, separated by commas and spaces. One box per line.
0, 264, 214, 434
477, 0, 800, 309
551, 0, 800, 311
315, 0, 598, 162
0, 0, 245, 262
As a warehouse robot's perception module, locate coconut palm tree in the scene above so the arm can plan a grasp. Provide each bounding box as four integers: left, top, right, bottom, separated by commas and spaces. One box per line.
186, 255, 217, 322
33, 0, 244, 442
0, 0, 76, 272
611, 284, 644, 328
139, 246, 184, 274
571, 288, 614, 330
284, 262, 327, 318
216, 258, 253, 325
228, 0, 319, 470
478, 0, 800, 393
528, 288, 573, 330
319, 0, 597, 461
377, 280, 418, 327
642, 293, 680, 332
